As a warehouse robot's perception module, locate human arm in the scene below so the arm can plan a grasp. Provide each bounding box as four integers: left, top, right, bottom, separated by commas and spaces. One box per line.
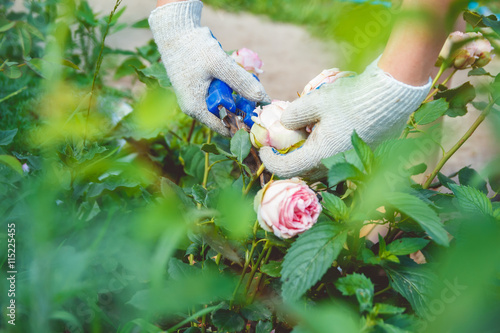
149, 0, 270, 137
259, 0, 462, 179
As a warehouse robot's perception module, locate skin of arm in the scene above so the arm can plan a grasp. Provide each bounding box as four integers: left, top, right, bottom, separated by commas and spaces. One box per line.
157, 0, 186, 6
378, 0, 461, 86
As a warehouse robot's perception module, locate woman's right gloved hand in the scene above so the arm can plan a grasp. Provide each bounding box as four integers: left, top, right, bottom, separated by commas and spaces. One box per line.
149, 0, 270, 137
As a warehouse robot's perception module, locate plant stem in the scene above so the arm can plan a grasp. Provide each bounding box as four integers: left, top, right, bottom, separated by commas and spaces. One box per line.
249, 245, 273, 303
0, 86, 27, 104
243, 241, 269, 296
229, 238, 257, 308
374, 285, 392, 297
202, 131, 212, 189
187, 119, 196, 142
83, 0, 122, 146
243, 163, 266, 196
423, 68, 458, 103
166, 304, 223, 333
422, 99, 497, 189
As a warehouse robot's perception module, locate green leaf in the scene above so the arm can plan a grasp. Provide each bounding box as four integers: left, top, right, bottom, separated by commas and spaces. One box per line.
211, 309, 245, 333
180, 145, 205, 183
134, 62, 171, 89
435, 82, 476, 118
384, 192, 449, 246
437, 172, 456, 189
458, 167, 488, 194
0, 21, 16, 32
372, 303, 405, 315
260, 260, 282, 278
468, 68, 489, 77
241, 303, 272, 321
335, 273, 374, 312
464, 10, 500, 36
0, 155, 23, 175
132, 18, 150, 28
160, 177, 195, 209
328, 162, 364, 186
449, 184, 492, 216
407, 163, 427, 176
192, 184, 208, 205
201, 143, 235, 159
115, 57, 145, 79
256, 321, 273, 333
413, 99, 449, 125
351, 130, 374, 173
0, 129, 18, 145
384, 263, 436, 318
167, 258, 199, 280
386, 238, 430, 256
230, 129, 251, 163
321, 192, 348, 221
281, 222, 347, 301
3, 64, 22, 79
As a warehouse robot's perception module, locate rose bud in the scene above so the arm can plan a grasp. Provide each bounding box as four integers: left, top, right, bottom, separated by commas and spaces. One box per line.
250, 100, 308, 153
231, 47, 263, 75
438, 31, 494, 69
301, 68, 355, 96
254, 178, 322, 239
472, 38, 494, 68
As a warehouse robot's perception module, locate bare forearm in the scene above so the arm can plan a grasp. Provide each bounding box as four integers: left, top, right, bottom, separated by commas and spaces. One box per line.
379, 0, 460, 86
156, 0, 187, 7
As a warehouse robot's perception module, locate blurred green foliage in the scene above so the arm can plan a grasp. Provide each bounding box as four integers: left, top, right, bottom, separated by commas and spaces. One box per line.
0, 0, 500, 333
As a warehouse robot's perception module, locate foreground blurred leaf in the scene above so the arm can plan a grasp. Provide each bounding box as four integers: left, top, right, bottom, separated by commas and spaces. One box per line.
290, 302, 361, 333
281, 222, 347, 301
384, 192, 449, 247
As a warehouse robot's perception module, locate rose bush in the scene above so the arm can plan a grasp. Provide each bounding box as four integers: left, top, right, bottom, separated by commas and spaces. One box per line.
254, 178, 322, 239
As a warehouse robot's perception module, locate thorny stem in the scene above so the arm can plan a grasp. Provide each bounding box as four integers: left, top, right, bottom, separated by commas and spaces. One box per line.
83, 0, 122, 146
243, 163, 266, 196
422, 98, 497, 189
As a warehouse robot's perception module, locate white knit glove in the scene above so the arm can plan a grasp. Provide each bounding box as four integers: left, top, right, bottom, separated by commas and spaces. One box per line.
259, 57, 432, 180
149, 0, 270, 137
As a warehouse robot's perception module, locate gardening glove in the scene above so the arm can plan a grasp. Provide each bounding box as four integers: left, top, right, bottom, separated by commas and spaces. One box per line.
259, 57, 432, 180
149, 0, 270, 137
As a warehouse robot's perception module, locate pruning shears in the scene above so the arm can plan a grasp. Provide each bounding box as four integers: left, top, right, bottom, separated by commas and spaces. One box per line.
206, 78, 260, 129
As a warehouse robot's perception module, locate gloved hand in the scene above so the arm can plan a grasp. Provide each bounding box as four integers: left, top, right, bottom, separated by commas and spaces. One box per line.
149, 0, 270, 137
259, 57, 432, 180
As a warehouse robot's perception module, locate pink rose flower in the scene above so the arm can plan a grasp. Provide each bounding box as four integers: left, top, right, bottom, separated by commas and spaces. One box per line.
231, 48, 263, 75
250, 100, 308, 152
301, 68, 354, 96
254, 178, 322, 239
439, 31, 494, 69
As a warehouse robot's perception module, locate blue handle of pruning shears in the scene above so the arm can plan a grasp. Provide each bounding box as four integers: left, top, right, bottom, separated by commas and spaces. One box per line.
206, 78, 259, 128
